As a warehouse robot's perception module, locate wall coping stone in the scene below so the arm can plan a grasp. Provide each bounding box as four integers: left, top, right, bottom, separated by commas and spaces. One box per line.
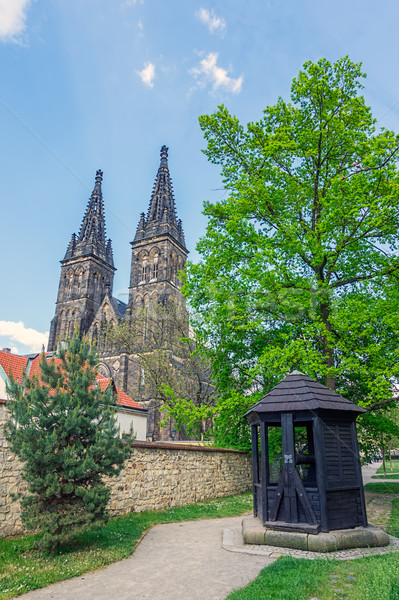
132, 440, 249, 454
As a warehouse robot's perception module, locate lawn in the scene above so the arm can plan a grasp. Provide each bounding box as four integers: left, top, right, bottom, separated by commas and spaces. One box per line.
372, 474, 399, 479
226, 492, 399, 600
0, 492, 252, 599
364, 482, 399, 494
377, 462, 399, 474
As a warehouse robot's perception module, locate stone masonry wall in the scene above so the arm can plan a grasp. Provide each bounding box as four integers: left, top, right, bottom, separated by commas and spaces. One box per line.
0, 403, 27, 535
0, 404, 251, 536
106, 441, 252, 515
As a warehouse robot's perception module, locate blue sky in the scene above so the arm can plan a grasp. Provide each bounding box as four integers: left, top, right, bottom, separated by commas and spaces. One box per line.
1, 0, 399, 354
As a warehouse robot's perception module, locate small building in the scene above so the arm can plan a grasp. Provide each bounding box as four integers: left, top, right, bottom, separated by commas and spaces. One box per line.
0, 348, 147, 441
245, 371, 368, 534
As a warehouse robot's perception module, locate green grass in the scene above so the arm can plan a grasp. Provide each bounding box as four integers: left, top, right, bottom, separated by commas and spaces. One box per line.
226, 554, 399, 600
226, 493, 399, 600
377, 462, 399, 474
364, 481, 399, 494
372, 474, 399, 479
0, 491, 252, 599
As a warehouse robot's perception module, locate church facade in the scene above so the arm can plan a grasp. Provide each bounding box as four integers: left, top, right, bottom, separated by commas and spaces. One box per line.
48, 146, 189, 440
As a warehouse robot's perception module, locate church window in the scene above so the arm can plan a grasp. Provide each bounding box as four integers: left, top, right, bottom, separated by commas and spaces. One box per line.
153, 263, 158, 279
139, 367, 145, 390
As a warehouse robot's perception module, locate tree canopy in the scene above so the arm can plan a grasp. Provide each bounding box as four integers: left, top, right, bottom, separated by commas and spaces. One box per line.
5, 334, 132, 550
184, 56, 399, 450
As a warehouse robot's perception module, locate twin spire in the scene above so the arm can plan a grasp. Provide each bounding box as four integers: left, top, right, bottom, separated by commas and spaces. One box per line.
134, 146, 186, 249
78, 170, 106, 244
63, 169, 114, 267
63, 145, 186, 265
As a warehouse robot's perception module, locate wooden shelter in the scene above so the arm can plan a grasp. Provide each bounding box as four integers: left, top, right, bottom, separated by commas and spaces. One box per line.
245, 371, 368, 533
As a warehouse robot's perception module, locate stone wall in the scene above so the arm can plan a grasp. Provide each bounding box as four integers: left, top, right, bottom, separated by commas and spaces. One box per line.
0, 403, 252, 536
0, 402, 27, 535
106, 441, 252, 515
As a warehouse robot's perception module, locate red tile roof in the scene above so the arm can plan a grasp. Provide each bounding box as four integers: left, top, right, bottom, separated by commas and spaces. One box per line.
0, 351, 28, 384
0, 351, 144, 411
95, 375, 144, 410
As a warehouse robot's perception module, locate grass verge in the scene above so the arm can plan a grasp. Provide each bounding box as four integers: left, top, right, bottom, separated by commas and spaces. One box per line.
377, 462, 399, 474
364, 482, 399, 494
226, 493, 399, 600
0, 491, 252, 599
372, 474, 399, 479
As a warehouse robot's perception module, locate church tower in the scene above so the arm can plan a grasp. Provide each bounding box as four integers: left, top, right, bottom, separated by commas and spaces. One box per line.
47, 170, 116, 351
126, 145, 188, 316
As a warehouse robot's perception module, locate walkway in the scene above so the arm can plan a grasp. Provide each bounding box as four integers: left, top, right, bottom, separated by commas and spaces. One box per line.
15, 516, 274, 600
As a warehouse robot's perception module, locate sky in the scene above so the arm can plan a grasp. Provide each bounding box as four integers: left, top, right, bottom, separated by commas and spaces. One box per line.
1, 0, 399, 354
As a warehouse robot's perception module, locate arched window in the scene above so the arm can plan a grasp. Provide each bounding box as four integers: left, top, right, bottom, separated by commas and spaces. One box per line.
143, 294, 150, 338
139, 251, 149, 283
67, 270, 74, 297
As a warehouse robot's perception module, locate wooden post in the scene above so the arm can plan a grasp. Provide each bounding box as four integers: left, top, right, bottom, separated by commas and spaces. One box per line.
251, 424, 259, 518
351, 420, 368, 527
281, 413, 298, 523
313, 417, 329, 532
260, 422, 268, 523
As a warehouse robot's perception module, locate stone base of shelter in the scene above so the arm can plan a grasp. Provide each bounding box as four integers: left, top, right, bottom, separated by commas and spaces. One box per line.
242, 517, 390, 553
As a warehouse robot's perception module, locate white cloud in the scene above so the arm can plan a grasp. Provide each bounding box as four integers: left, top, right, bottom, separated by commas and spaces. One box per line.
0, 321, 48, 353
190, 53, 243, 94
196, 8, 226, 34
136, 62, 155, 88
0, 0, 30, 42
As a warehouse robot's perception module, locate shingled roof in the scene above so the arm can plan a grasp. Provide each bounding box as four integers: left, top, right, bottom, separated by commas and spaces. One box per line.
245, 371, 366, 416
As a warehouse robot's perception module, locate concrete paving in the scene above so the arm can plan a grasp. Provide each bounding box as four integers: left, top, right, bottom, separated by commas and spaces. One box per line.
15, 517, 274, 600
362, 460, 399, 484
13, 461, 397, 600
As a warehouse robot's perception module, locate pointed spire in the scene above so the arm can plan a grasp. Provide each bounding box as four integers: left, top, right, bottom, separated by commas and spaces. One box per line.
64, 233, 77, 260
78, 170, 106, 244
62, 170, 115, 270
147, 146, 177, 226
133, 146, 186, 249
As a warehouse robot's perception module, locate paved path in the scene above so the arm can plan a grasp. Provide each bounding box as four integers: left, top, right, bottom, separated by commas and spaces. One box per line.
362, 460, 399, 484
15, 517, 274, 600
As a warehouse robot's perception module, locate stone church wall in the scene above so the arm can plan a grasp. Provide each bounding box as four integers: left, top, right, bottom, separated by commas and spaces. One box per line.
0, 404, 251, 536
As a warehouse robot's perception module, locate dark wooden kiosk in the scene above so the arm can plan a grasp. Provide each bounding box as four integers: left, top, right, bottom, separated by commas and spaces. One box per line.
243, 371, 390, 551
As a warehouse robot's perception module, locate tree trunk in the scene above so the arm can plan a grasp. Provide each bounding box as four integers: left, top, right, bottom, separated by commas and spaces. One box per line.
320, 299, 335, 390
381, 435, 386, 476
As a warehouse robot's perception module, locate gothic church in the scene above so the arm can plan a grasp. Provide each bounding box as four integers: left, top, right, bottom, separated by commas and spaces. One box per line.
48, 146, 189, 440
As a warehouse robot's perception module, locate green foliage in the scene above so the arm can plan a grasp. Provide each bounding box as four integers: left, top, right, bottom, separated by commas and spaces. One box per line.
213, 391, 257, 450
0, 492, 252, 599
5, 333, 132, 551
184, 56, 399, 449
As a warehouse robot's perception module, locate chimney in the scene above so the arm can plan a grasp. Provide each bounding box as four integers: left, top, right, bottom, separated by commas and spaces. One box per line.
2, 348, 11, 353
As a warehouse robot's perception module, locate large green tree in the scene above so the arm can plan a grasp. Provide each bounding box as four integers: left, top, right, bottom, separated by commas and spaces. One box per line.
185, 57, 399, 448
5, 333, 132, 551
